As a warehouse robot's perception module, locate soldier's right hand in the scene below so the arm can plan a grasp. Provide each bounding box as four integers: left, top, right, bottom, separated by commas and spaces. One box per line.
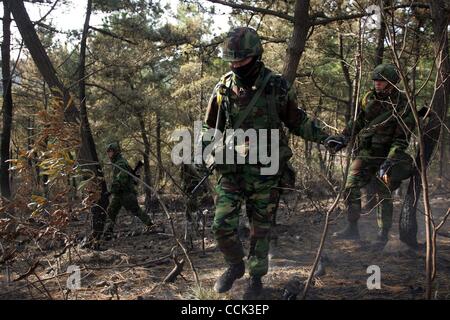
324, 135, 347, 153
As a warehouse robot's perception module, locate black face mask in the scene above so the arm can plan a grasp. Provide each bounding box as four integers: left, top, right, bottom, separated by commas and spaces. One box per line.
231, 56, 262, 86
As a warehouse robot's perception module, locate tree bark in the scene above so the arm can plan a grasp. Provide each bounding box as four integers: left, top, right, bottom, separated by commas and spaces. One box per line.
139, 115, 152, 215
374, 0, 390, 66
338, 34, 353, 124
10, 0, 109, 238
78, 0, 109, 238
9, 0, 78, 122
282, 0, 310, 84
399, 0, 450, 248
1, 0, 13, 199
155, 111, 162, 188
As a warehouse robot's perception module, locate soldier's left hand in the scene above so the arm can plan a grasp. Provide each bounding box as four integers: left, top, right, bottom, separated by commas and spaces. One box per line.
324, 135, 347, 153
379, 159, 395, 184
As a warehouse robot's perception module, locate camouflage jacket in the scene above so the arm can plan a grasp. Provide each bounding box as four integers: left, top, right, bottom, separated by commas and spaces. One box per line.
204, 64, 328, 172
110, 154, 135, 194
342, 89, 415, 160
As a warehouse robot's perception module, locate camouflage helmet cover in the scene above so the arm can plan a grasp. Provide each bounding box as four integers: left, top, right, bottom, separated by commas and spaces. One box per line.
222, 27, 263, 62
372, 63, 400, 84
106, 142, 121, 153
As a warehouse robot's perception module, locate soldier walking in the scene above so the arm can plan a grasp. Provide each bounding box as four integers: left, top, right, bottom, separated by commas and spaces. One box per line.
203, 27, 332, 297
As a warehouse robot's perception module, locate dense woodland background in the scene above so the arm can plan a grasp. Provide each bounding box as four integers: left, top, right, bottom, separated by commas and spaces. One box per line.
0, 0, 448, 300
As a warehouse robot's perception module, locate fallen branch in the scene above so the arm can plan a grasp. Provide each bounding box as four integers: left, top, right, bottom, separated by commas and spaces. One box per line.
85, 254, 172, 270
13, 260, 41, 282
0, 248, 16, 264
163, 256, 185, 283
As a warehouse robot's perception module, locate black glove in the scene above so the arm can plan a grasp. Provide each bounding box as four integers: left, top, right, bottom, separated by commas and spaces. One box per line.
103, 191, 111, 198
379, 159, 396, 183
324, 135, 348, 153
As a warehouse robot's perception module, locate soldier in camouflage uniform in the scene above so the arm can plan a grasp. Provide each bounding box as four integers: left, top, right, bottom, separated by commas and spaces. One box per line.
203, 27, 331, 296
325, 64, 415, 244
103, 142, 153, 239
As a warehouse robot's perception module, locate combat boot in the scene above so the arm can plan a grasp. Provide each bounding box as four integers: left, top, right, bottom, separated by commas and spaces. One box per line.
332, 221, 360, 240
243, 276, 263, 299
79, 233, 106, 251
214, 261, 245, 293
103, 222, 115, 241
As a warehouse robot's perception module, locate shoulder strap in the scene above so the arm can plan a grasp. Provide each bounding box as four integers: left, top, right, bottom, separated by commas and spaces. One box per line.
233, 71, 272, 130
360, 109, 394, 136
267, 76, 282, 129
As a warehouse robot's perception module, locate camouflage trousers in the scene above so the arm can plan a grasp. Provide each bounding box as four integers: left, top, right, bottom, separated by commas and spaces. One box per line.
213, 167, 280, 277
345, 148, 412, 230
107, 192, 152, 226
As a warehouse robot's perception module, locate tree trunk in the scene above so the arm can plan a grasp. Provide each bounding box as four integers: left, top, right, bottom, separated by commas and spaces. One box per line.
9, 0, 78, 122
282, 0, 310, 84
374, 0, 390, 66
139, 115, 152, 215
26, 116, 39, 188
10, 0, 109, 238
363, 0, 391, 214
155, 111, 162, 188
437, 122, 448, 188
42, 81, 48, 195
338, 34, 353, 124
1, 0, 13, 199
78, 0, 109, 238
399, 0, 450, 247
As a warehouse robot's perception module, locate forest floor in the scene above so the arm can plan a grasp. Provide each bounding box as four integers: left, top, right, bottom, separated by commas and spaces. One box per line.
0, 186, 449, 300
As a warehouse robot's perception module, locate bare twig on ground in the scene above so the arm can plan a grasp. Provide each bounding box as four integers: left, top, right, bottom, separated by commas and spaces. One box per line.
163, 254, 185, 283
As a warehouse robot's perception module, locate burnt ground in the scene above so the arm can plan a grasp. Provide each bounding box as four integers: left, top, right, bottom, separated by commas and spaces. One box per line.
0, 188, 449, 300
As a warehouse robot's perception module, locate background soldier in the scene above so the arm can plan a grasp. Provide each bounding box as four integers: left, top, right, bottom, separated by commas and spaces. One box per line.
103, 142, 154, 239
325, 64, 415, 245
203, 27, 331, 297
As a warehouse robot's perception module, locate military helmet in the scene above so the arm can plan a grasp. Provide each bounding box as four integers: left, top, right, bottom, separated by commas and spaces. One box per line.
106, 142, 121, 153
372, 63, 399, 83
222, 27, 263, 62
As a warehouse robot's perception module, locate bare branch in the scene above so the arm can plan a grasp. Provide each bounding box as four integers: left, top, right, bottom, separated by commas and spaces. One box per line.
311, 74, 349, 104
436, 208, 450, 232
206, 0, 294, 22
89, 26, 138, 45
